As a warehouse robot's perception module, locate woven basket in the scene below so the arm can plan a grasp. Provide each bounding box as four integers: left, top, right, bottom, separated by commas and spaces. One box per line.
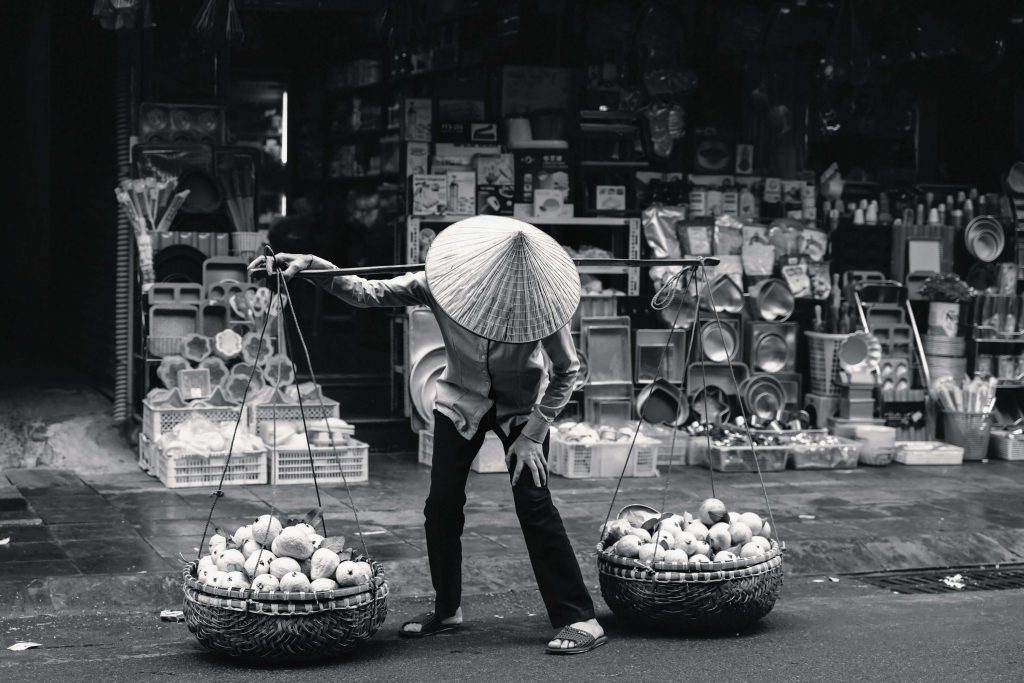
597, 541, 783, 631
182, 557, 388, 661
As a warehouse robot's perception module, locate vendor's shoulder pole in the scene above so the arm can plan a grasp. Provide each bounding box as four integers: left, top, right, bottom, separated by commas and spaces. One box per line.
291, 257, 720, 279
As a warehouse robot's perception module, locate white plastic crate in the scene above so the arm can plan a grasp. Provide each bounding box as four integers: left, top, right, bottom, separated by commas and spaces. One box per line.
688, 441, 789, 473
270, 440, 369, 485
138, 434, 157, 475
418, 430, 507, 473
894, 441, 964, 465
142, 399, 245, 441
550, 437, 659, 479
249, 399, 340, 432
155, 447, 267, 489
990, 431, 1024, 461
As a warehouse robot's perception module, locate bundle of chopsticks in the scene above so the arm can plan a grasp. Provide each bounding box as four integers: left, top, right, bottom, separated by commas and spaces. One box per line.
931, 375, 998, 414
219, 169, 254, 232
114, 176, 190, 234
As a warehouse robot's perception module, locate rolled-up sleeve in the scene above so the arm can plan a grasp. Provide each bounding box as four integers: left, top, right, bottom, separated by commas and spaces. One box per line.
521, 325, 580, 443
316, 271, 431, 308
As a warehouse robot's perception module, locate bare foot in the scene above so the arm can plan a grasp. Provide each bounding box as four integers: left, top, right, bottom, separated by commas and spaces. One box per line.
401, 607, 463, 634
548, 618, 604, 650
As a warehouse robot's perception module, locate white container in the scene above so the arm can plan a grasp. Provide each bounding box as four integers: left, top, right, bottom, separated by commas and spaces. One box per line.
854, 424, 896, 466
894, 441, 964, 466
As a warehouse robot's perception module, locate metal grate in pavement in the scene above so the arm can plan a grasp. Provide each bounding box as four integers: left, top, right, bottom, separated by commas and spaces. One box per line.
856, 564, 1024, 594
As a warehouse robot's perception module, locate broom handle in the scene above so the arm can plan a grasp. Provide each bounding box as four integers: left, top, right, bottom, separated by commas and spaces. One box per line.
286, 257, 720, 279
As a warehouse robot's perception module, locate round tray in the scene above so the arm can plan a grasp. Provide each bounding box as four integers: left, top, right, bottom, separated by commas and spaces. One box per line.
182, 558, 388, 661
597, 541, 783, 631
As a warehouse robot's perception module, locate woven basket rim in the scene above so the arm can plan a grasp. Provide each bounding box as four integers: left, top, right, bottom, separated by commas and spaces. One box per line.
184, 581, 389, 615
596, 539, 781, 575
599, 553, 783, 584
184, 556, 385, 604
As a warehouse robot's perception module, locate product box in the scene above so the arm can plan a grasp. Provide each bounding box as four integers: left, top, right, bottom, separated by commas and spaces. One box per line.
435, 121, 499, 144
406, 142, 430, 177
513, 149, 573, 219
595, 185, 626, 212
411, 174, 448, 215
476, 154, 514, 185
445, 171, 476, 215
533, 189, 565, 218
432, 143, 501, 174
477, 185, 514, 215
400, 98, 432, 142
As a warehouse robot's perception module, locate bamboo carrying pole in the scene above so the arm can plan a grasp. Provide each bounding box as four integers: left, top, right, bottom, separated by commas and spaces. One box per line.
286, 257, 721, 279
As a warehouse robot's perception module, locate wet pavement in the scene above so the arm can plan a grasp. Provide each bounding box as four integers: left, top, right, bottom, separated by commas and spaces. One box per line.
1, 454, 1023, 615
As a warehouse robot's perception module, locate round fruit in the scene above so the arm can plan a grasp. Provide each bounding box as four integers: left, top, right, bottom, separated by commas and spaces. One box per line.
689, 554, 711, 564
269, 556, 302, 580
685, 521, 710, 541
310, 548, 341, 581
693, 541, 711, 557
279, 571, 311, 593
728, 521, 753, 546
309, 534, 325, 550
204, 570, 229, 586
215, 548, 246, 573
272, 527, 314, 560
626, 528, 652, 543
638, 543, 667, 564
208, 534, 227, 556
198, 566, 217, 583
652, 527, 675, 550
232, 525, 253, 545
224, 571, 250, 590
292, 523, 317, 538
663, 548, 688, 565
698, 498, 729, 526
251, 574, 279, 592
759, 521, 773, 539
251, 515, 283, 545
335, 560, 367, 587
600, 520, 631, 546
750, 536, 772, 554
310, 578, 339, 592
198, 555, 214, 569
244, 550, 276, 578
241, 539, 261, 559
738, 512, 764, 536
674, 530, 699, 555
727, 511, 740, 524
353, 562, 373, 581
707, 522, 732, 551
739, 542, 764, 559
613, 535, 642, 559
713, 550, 738, 562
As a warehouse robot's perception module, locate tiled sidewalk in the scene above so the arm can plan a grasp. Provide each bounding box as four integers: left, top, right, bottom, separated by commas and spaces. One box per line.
2, 455, 1024, 611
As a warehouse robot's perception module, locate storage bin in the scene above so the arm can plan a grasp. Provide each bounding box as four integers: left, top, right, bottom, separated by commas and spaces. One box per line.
249, 399, 340, 433
894, 441, 964, 465
418, 430, 508, 473
156, 447, 267, 488
549, 437, 659, 478
688, 441, 788, 473
271, 441, 369, 485
989, 430, 1024, 461
789, 438, 861, 469
138, 433, 157, 475
839, 397, 875, 420
141, 399, 245, 441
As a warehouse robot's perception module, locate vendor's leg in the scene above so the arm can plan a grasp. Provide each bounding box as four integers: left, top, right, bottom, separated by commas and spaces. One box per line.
498, 425, 597, 634
419, 410, 484, 623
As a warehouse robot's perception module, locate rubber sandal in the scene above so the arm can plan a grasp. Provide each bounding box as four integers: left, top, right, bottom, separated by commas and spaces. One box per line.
545, 625, 609, 655
399, 611, 462, 639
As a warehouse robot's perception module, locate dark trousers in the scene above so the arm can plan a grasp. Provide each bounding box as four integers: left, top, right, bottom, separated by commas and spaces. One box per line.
425, 409, 596, 628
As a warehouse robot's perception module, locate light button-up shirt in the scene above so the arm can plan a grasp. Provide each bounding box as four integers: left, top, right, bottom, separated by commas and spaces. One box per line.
317, 271, 579, 443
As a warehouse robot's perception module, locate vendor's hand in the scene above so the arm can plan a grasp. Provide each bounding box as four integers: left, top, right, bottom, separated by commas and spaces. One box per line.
246, 253, 312, 280
508, 434, 547, 488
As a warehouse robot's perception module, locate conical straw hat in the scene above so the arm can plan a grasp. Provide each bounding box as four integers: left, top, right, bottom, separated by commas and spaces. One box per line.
424, 216, 581, 343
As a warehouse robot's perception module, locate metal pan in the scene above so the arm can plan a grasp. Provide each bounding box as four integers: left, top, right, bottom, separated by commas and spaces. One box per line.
699, 320, 739, 363
748, 278, 795, 322
700, 275, 745, 314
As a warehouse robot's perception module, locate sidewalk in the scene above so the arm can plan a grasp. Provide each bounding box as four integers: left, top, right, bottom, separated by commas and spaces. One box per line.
2, 454, 1023, 615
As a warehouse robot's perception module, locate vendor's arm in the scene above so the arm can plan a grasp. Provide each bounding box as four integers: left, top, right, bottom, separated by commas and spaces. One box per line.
253, 253, 430, 308
520, 325, 580, 443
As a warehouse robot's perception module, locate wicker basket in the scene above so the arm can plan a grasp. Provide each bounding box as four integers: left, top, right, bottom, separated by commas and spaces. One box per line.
597, 541, 783, 631
182, 558, 388, 661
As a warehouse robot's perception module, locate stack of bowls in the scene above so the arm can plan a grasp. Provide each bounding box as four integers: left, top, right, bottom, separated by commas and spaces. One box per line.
922, 333, 968, 383
964, 216, 1005, 263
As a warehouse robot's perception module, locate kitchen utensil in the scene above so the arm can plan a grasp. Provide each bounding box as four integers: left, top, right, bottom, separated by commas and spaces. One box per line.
838, 331, 882, 376
585, 325, 633, 383
748, 278, 795, 322
964, 216, 1005, 262
409, 347, 447, 423
634, 329, 688, 383
700, 275, 744, 314
692, 386, 730, 425
579, 316, 630, 356
153, 244, 206, 284
740, 375, 786, 422
698, 320, 739, 363
636, 378, 688, 426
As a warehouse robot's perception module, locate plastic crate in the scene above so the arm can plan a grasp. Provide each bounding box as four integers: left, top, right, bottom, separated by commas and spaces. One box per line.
550, 437, 659, 479
138, 433, 157, 475
688, 441, 789, 473
990, 431, 1024, 461
155, 448, 267, 489
248, 399, 340, 432
270, 441, 369, 485
141, 400, 245, 441
789, 437, 861, 469
894, 441, 964, 465
417, 430, 508, 474
640, 425, 689, 465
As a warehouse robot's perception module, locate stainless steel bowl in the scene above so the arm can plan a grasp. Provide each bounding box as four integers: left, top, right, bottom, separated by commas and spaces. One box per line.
700, 321, 739, 363
753, 332, 789, 373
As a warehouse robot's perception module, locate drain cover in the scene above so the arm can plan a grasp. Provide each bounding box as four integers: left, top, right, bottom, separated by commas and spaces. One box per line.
856, 564, 1024, 594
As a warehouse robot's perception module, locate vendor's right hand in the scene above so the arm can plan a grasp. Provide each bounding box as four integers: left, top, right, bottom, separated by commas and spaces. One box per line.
246, 253, 312, 280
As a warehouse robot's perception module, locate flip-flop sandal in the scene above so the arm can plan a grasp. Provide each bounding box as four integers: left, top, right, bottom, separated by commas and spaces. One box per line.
399, 611, 463, 639
545, 626, 609, 655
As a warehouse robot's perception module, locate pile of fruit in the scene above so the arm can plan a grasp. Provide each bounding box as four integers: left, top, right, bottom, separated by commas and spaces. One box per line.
195, 514, 373, 594
600, 498, 774, 565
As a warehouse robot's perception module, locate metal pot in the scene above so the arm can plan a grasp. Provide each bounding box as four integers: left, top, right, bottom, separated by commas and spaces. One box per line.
700, 276, 745, 315
636, 378, 688, 426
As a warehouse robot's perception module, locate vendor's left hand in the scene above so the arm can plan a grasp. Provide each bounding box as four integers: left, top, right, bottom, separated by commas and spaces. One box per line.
508, 435, 547, 488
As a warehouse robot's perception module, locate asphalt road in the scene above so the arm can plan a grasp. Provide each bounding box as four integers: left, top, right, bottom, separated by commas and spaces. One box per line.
1, 583, 1021, 683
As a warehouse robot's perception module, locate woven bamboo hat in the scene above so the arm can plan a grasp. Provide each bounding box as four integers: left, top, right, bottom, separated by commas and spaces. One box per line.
425, 215, 581, 343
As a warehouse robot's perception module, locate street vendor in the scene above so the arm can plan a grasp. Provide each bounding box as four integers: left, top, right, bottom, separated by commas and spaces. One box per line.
249, 215, 606, 655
